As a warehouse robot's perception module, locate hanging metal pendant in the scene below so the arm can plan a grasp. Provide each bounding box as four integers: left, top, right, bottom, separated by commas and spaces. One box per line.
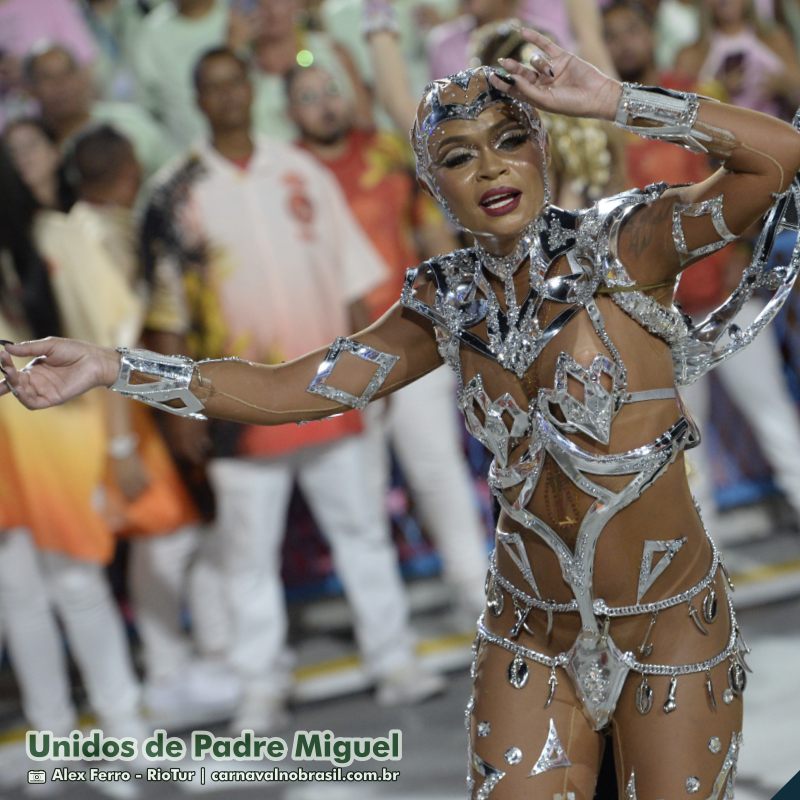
486, 575, 504, 617
720, 562, 735, 592
544, 665, 558, 708
637, 612, 658, 658
509, 598, 535, 639
663, 675, 678, 713
705, 670, 717, 710
635, 675, 653, 715
688, 602, 709, 635
728, 659, 747, 696
702, 588, 718, 624
508, 654, 529, 689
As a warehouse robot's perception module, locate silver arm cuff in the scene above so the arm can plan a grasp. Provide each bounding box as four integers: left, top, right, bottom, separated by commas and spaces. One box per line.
110, 347, 207, 420
614, 83, 709, 153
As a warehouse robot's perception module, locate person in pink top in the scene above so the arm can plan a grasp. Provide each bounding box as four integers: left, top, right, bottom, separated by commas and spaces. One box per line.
0, 0, 97, 129
426, 0, 520, 80
676, 0, 800, 119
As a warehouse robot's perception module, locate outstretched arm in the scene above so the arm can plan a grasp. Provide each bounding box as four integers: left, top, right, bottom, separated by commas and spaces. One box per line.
0, 284, 443, 424
490, 29, 800, 285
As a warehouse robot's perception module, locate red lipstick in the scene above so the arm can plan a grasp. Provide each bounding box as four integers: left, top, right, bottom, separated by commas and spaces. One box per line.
479, 186, 522, 217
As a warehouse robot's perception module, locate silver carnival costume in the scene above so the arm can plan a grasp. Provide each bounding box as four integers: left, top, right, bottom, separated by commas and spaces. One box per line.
110, 72, 800, 799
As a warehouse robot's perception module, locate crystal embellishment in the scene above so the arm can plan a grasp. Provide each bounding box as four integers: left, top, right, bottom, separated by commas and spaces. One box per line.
626, 770, 638, 800
307, 337, 399, 409
498, 531, 541, 598
672, 195, 737, 267
541, 353, 626, 444
637, 538, 687, 603
564, 630, 631, 730
477, 721, 491, 738
529, 718, 572, 776
472, 752, 506, 799
708, 736, 722, 754
685, 776, 700, 794
504, 747, 523, 766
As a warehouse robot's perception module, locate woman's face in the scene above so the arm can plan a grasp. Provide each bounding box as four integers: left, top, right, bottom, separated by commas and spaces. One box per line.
425, 100, 546, 249
4, 123, 60, 193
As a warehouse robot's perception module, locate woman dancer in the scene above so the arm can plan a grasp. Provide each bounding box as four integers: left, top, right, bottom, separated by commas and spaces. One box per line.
3, 30, 800, 799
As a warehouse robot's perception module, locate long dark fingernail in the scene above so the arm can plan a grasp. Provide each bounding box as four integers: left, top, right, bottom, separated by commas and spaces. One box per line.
0, 340, 14, 346
548, 67, 555, 78
495, 71, 517, 86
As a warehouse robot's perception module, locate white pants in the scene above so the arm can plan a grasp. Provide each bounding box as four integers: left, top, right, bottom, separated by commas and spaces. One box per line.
363, 367, 489, 615
682, 297, 800, 527
0, 529, 143, 737
208, 435, 416, 698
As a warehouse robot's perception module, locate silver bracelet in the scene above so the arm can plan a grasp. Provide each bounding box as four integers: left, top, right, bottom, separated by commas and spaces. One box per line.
110, 347, 207, 420
614, 83, 709, 153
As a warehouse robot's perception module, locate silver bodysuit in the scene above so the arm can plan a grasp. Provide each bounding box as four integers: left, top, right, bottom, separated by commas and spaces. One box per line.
396, 180, 800, 798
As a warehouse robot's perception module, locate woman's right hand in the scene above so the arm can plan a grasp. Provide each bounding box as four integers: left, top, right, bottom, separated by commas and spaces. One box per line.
0, 338, 120, 410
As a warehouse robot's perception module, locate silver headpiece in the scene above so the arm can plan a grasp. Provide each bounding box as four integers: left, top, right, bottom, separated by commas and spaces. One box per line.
410, 67, 549, 223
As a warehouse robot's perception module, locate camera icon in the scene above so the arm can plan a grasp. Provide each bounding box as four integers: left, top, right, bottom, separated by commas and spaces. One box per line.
28, 770, 47, 784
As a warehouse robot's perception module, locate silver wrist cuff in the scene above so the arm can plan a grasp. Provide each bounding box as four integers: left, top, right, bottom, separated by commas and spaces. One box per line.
110, 347, 207, 420
615, 83, 709, 153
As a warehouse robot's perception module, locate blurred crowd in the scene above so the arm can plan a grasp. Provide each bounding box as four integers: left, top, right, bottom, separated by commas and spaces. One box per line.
1, 0, 800, 759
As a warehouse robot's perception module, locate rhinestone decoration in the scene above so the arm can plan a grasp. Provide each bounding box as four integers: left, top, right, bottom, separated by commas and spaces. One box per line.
530, 718, 572, 776
477, 721, 491, 738
706, 733, 742, 799
722, 689, 735, 705
564, 630, 630, 730
498, 531, 542, 598
540, 353, 626, 444
472, 752, 506, 799
672, 195, 737, 267
637, 538, 687, 603
626, 770, 638, 800
306, 337, 399, 409
685, 776, 700, 794
709, 736, 722, 754
504, 747, 523, 766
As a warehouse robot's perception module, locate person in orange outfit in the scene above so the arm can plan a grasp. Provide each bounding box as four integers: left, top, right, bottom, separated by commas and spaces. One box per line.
290, 63, 491, 623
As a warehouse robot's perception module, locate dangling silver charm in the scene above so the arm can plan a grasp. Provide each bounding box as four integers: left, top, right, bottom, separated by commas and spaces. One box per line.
705, 670, 717, 710
486, 575, 504, 617
663, 675, 678, 713
688, 602, 709, 635
635, 675, 653, 715
508, 654, 529, 689
702, 588, 718, 624
509, 597, 535, 639
720, 562, 735, 592
637, 612, 658, 658
728, 658, 746, 696
544, 665, 558, 708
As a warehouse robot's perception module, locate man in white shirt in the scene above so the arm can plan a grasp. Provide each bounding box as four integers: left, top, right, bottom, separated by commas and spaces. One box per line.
134, 0, 230, 148
142, 46, 445, 734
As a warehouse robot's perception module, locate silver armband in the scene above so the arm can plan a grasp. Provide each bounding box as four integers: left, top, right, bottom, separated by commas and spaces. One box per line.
307, 337, 399, 410
110, 347, 207, 420
615, 83, 709, 153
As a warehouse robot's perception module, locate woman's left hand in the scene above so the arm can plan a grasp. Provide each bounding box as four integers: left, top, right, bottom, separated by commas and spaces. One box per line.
0, 338, 120, 410
488, 28, 622, 121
